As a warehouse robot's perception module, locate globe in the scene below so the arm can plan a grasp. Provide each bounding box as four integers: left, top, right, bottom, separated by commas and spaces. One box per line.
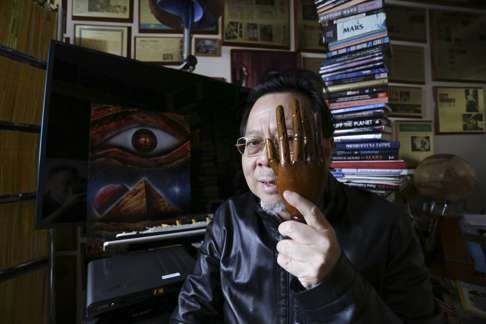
414, 154, 476, 202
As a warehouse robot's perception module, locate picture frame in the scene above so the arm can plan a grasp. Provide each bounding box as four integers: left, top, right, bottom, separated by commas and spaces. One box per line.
134, 36, 183, 64
194, 37, 221, 57
138, 0, 219, 34
295, 0, 325, 52
393, 120, 434, 167
389, 45, 425, 84
388, 86, 423, 118
74, 24, 131, 57
72, 0, 133, 22
430, 10, 486, 82
223, 0, 290, 49
385, 5, 426, 43
434, 87, 485, 134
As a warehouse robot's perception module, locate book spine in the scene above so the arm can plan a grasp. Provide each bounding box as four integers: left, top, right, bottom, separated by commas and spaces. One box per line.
323, 36, 389, 58
328, 31, 388, 51
329, 96, 388, 109
332, 168, 409, 176
329, 91, 387, 103
317, 0, 351, 13
335, 141, 400, 150
330, 160, 406, 169
325, 72, 388, 87
333, 132, 391, 142
334, 149, 398, 155
330, 103, 386, 114
319, 0, 384, 24
333, 117, 390, 129
333, 125, 391, 135
324, 12, 387, 43
326, 77, 388, 93
323, 67, 387, 82
327, 86, 387, 99
331, 109, 386, 120
332, 153, 398, 161
343, 182, 398, 190
320, 54, 385, 74
321, 44, 385, 66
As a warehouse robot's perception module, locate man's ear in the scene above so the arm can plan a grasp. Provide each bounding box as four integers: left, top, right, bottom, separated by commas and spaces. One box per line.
323, 137, 334, 161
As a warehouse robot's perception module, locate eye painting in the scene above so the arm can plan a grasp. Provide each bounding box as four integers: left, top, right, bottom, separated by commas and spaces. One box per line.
89, 105, 190, 168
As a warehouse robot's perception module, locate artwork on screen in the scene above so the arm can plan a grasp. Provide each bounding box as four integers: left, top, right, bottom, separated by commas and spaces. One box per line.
87, 104, 191, 225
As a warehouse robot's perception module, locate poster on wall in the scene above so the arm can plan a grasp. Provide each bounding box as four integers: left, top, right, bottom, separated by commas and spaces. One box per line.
74, 24, 130, 57
134, 36, 183, 64
430, 10, 486, 82
295, 0, 325, 52
388, 86, 423, 118
389, 45, 425, 84
435, 87, 485, 134
385, 5, 426, 43
72, 0, 133, 22
394, 120, 434, 167
223, 0, 290, 49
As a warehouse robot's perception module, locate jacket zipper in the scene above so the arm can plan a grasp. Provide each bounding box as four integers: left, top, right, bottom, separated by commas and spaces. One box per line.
287, 271, 291, 324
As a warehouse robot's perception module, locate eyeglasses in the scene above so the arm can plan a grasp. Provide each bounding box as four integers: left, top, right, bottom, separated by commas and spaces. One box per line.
235, 136, 296, 156
235, 136, 266, 156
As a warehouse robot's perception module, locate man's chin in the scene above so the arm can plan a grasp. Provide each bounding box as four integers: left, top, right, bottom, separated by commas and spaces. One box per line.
260, 199, 288, 218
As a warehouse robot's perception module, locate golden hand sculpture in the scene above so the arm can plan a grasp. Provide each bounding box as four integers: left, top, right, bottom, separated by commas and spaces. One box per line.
265, 98, 328, 222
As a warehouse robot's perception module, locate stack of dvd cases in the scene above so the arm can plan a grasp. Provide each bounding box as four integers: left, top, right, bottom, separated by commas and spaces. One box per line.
315, 0, 410, 196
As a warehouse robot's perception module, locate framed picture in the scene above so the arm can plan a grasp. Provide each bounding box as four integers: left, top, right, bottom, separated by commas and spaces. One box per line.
393, 120, 434, 167
138, 0, 219, 34
72, 0, 133, 22
389, 45, 425, 84
295, 0, 325, 52
231, 49, 298, 87
385, 5, 426, 43
435, 87, 485, 134
194, 37, 221, 57
134, 36, 182, 64
430, 10, 486, 82
223, 0, 290, 49
388, 86, 423, 118
74, 24, 130, 57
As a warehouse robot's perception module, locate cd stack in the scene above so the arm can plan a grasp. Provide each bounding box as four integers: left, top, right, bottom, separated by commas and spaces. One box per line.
315, 0, 410, 197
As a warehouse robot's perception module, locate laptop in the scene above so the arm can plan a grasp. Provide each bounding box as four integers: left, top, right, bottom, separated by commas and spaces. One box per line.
86, 245, 195, 318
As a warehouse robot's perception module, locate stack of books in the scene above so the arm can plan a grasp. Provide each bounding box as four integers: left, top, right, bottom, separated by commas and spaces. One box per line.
315, 0, 409, 196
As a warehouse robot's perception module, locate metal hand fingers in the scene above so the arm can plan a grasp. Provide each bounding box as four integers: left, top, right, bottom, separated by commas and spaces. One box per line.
276, 105, 291, 166
266, 98, 323, 167
291, 98, 304, 163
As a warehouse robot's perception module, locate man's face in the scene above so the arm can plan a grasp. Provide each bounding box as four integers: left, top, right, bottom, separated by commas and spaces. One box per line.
242, 92, 331, 206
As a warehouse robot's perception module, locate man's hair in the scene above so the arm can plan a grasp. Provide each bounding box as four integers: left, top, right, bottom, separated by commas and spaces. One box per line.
239, 70, 334, 138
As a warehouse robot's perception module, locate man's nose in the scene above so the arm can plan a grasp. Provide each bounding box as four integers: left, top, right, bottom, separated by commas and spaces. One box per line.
256, 145, 270, 167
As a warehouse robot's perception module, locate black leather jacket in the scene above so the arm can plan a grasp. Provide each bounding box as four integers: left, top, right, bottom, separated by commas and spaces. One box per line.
171, 176, 441, 323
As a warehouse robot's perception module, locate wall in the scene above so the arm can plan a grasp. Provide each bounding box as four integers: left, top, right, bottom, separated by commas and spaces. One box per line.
63, 0, 486, 209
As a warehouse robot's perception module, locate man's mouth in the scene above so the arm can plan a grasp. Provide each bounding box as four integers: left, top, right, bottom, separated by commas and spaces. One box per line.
259, 179, 277, 192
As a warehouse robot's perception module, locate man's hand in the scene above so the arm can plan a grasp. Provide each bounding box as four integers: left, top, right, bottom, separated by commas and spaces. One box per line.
276, 190, 341, 289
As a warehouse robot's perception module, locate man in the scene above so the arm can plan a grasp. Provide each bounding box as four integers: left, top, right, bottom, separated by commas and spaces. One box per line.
171, 70, 440, 323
